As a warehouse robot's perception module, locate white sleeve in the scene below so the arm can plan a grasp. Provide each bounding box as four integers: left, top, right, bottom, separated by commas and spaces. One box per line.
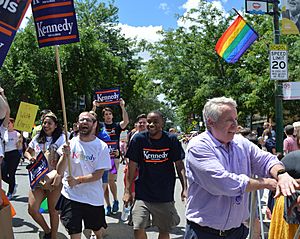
28, 135, 39, 150
54, 134, 66, 149
94, 142, 111, 170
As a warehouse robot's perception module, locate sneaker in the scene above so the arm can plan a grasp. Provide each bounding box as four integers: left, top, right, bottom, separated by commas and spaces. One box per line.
112, 200, 119, 213
105, 205, 112, 216
6, 193, 13, 200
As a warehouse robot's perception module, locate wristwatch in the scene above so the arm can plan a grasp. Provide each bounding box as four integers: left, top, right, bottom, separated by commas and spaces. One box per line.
277, 169, 286, 177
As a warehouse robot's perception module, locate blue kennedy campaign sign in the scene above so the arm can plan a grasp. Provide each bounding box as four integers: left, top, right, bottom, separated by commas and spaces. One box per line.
0, 27, 16, 67
32, 0, 79, 48
27, 151, 49, 189
94, 87, 120, 106
0, 0, 32, 67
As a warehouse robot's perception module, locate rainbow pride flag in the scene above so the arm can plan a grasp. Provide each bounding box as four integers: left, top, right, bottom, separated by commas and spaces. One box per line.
215, 15, 258, 63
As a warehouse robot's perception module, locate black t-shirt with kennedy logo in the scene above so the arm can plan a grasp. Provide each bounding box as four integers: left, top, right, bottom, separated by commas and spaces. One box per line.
103, 122, 122, 141
126, 131, 185, 203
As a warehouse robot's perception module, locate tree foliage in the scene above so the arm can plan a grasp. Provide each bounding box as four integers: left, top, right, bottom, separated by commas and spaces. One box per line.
138, 0, 300, 131
0, 0, 164, 127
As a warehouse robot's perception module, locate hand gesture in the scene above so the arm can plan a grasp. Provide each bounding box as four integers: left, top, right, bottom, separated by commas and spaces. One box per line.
93, 100, 101, 107
66, 176, 78, 187
119, 98, 125, 108
275, 172, 299, 197
123, 190, 133, 207
62, 144, 70, 157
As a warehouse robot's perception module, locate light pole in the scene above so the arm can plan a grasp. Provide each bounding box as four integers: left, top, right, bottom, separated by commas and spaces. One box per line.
272, 0, 283, 153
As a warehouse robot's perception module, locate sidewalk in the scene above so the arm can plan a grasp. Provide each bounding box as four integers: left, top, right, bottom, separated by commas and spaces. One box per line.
4, 162, 186, 239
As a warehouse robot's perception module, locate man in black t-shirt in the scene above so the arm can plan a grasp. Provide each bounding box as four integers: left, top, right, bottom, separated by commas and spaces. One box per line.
96, 98, 129, 215
123, 111, 187, 239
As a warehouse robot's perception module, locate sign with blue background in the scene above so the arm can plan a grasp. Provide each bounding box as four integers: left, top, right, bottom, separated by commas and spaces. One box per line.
32, 0, 79, 48
27, 151, 49, 189
0, 0, 32, 67
94, 87, 121, 106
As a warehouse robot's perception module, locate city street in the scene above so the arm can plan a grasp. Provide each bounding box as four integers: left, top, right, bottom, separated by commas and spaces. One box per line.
3, 161, 186, 239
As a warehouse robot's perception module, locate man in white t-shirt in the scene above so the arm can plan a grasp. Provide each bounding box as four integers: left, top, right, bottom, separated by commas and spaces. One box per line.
55, 112, 111, 239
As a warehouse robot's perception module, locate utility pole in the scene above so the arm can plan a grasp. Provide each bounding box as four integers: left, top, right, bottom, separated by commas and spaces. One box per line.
273, 0, 283, 153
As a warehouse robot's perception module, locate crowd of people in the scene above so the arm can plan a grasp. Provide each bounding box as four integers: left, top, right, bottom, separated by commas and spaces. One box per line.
2, 91, 300, 239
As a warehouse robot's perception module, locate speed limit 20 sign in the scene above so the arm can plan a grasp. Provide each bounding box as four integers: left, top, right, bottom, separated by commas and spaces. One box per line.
270, 44, 288, 80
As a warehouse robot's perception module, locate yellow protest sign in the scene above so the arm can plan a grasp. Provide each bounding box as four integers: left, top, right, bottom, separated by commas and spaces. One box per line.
14, 102, 39, 133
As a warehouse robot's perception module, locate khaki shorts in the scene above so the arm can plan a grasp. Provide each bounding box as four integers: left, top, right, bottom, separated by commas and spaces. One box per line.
132, 200, 180, 233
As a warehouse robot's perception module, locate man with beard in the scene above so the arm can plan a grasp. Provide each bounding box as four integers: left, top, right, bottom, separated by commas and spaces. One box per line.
123, 111, 187, 239
55, 112, 111, 239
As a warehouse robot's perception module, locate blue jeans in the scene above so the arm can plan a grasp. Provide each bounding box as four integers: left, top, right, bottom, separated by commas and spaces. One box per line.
184, 222, 249, 239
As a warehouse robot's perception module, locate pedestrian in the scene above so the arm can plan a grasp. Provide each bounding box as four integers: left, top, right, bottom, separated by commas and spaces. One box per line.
24, 112, 65, 239
283, 124, 299, 155
123, 111, 187, 239
93, 99, 129, 215
124, 114, 148, 200
184, 96, 298, 239
54, 111, 111, 239
1, 118, 23, 199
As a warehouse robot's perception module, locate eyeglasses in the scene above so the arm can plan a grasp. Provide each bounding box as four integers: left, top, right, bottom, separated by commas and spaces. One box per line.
78, 118, 95, 123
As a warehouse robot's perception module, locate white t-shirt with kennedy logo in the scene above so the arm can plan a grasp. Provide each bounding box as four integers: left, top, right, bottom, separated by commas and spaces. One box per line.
58, 136, 111, 206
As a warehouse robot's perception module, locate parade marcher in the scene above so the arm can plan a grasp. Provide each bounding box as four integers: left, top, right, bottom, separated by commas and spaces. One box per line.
24, 112, 65, 239
124, 114, 148, 197
123, 111, 187, 239
185, 96, 298, 239
1, 118, 23, 199
54, 111, 111, 239
93, 99, 129, 215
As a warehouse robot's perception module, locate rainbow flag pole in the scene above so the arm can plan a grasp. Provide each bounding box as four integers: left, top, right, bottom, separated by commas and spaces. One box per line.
215, 8, 259, 64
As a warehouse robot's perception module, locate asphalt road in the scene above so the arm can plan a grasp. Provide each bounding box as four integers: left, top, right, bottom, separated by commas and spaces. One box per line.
3, 161, 186, 239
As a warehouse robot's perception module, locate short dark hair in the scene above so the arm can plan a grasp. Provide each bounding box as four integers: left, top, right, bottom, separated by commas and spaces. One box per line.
135, 114, 147, 123
102, 107, 113, 116
148, 111, 164, 122
285, 125, 294, 135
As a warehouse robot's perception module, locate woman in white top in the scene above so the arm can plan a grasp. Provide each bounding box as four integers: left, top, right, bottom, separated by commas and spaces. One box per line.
1, 118, 23, 199
24, 112, 65, 239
